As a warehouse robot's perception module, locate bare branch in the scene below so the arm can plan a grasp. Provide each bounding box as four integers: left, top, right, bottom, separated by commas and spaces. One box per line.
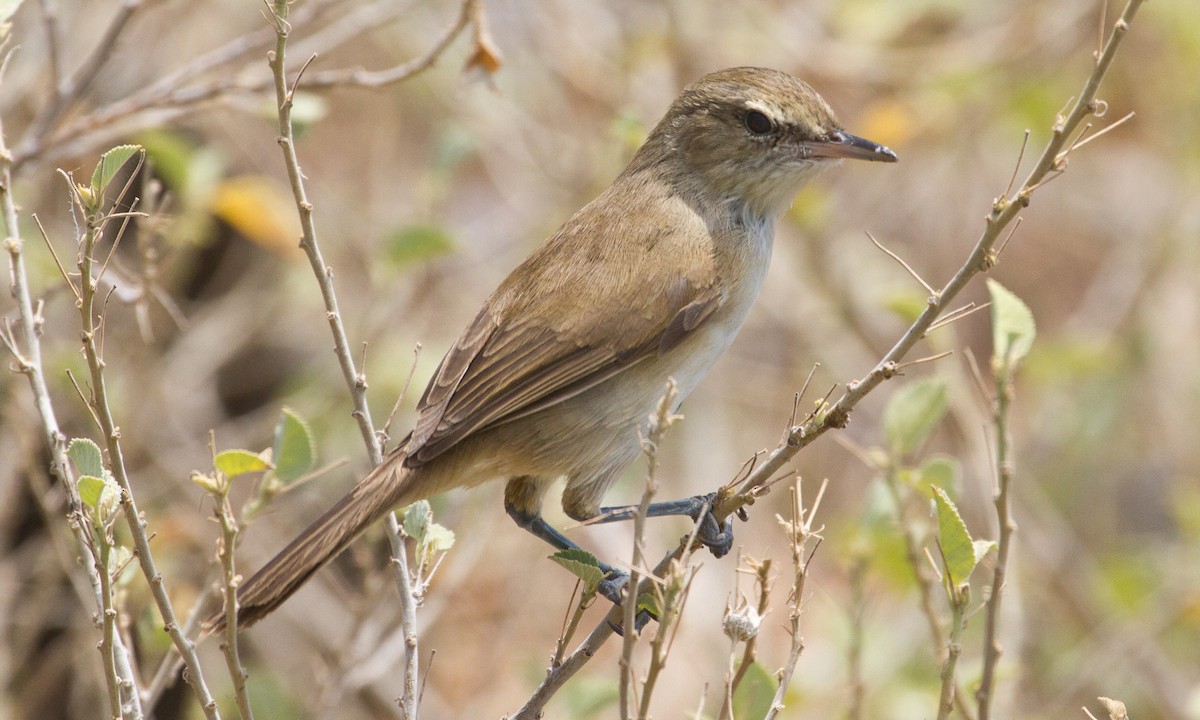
866, 230, 936, 297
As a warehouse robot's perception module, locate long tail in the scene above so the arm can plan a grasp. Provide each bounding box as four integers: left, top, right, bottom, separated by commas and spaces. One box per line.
205, 449, 415, 633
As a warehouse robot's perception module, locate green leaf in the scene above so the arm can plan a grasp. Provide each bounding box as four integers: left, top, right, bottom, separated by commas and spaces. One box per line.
138, 129, 195, 192
67, 438, 106, 479
916, 455, 962, 495
77, 475, 108, 509
386, 224, 454, 267
731, 661, 775, 720
421, 523, 456, 553
273, 407, 316, 483
973, 539, 997, 566
883, 377, 949, 456
90, 144, 143, 198
549, 548, 605, 595
932, 485, 977, 585
190, 471, 223, 495
403, 500, 432, 540
987, 279, 1036, 368
636, 589, 660, 618
214, 449, 271, 478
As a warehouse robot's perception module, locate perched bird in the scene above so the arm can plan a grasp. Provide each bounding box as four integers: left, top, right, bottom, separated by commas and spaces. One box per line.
208, 66, 895, 632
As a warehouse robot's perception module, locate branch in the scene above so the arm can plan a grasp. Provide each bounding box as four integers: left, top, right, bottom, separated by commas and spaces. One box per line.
976, 330, 1019, 719
69, 174, 223, 719
0, 50, 145, 720
14, 0, 145, 161
265, 1, 426, 715
11, 0, 479, 171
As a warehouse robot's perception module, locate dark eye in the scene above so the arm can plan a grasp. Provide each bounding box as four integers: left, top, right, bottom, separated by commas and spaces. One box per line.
744, 109, 773, 135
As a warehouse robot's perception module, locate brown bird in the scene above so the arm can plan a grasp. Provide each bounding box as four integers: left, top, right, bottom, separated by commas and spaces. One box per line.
208, 66, 895, 632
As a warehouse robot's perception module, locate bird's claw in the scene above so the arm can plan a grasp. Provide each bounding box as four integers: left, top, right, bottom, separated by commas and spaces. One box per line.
690, 492, 735, 558
597, 570, 629, 606
598, 570, 657, 636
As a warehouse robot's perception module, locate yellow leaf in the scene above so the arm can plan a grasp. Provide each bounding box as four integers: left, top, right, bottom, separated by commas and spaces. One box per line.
210, 176, 300, 254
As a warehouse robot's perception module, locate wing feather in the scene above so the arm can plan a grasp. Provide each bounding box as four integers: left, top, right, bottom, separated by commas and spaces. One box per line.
404, 185, 724, 468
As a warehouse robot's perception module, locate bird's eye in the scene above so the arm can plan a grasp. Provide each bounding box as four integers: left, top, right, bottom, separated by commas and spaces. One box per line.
744, 109, 773, 136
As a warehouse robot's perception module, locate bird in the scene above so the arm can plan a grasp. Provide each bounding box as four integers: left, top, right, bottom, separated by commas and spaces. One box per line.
207, 66, 896, 632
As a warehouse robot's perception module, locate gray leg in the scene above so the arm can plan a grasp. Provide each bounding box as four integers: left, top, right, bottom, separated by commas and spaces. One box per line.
585, 492, 734, 558
503, 476, 652, 632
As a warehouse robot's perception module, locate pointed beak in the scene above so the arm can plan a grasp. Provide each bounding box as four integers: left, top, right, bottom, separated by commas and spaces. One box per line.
806, 131, 898, 163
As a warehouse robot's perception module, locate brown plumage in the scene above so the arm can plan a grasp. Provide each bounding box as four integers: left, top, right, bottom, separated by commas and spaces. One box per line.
205, 67, 895, 633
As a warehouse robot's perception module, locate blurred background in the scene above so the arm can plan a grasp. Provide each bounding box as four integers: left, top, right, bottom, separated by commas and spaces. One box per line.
1, 0, 1198, 718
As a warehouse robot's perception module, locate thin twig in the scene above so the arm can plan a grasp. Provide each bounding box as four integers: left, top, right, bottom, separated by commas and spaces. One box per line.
14, 0, 145, 160
926, 302, 989, 334
763, 480, 822, 720
32, 213, 79, 301
936, 581, 969, 720
893, 349, 954, 372
71, 176, 223, 719
1003, 131, 1030, 201
266, 2, 427, 715
994, 217, 1023, 260
2, 105, 146, 717
211, 434, 255, 720
382, 342, 422, 444
620, 380, 679, 719
301, 0, 477, 88
976, 333, 1019, 720
866, 230, 936, 297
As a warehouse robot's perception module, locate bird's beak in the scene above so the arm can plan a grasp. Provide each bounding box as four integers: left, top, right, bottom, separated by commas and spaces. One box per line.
806, 131, 898, 163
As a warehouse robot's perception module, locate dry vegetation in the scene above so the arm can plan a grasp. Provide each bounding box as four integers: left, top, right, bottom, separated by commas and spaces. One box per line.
1, 1, 1196, 719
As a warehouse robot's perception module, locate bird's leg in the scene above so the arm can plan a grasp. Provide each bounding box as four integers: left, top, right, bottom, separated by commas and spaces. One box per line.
585, 492, 734, 558
504, 476, 653, 632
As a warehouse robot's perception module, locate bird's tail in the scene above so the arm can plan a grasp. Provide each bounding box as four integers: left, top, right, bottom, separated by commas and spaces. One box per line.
204, 449, 415, 633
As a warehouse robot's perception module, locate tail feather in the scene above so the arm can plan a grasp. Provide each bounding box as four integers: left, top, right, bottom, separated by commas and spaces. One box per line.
204, 454, 411, 633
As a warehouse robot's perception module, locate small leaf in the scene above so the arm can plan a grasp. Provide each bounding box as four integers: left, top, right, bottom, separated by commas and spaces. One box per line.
190, 471, 224, 495
916, 455, 962, 494
987, 279, 1036, 368
421, 523, 456, 553
635, 590, 660, 618
973, 539, 997, 566
214, 449, 271, 478
731, 661, 775, 720
77, 475, 108, 509
138, 129, 196, 192
273, 407, 316, 483
210, 176, 300, 253
883, 378, 949, 456
67, 438, 106, 479
549, 548, 605, 595
386, 225, 454, 267
403, 500, 432, 540
1097, 697, 1129, 720
90, 144, 143, 198
932, 486, 977, 584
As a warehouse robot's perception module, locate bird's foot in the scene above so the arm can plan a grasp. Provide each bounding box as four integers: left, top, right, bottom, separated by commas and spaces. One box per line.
598, 570, 657, 635
689, 492, 734, 558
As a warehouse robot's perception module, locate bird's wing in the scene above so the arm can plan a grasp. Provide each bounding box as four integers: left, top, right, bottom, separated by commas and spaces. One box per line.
404, 204, 721, 468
